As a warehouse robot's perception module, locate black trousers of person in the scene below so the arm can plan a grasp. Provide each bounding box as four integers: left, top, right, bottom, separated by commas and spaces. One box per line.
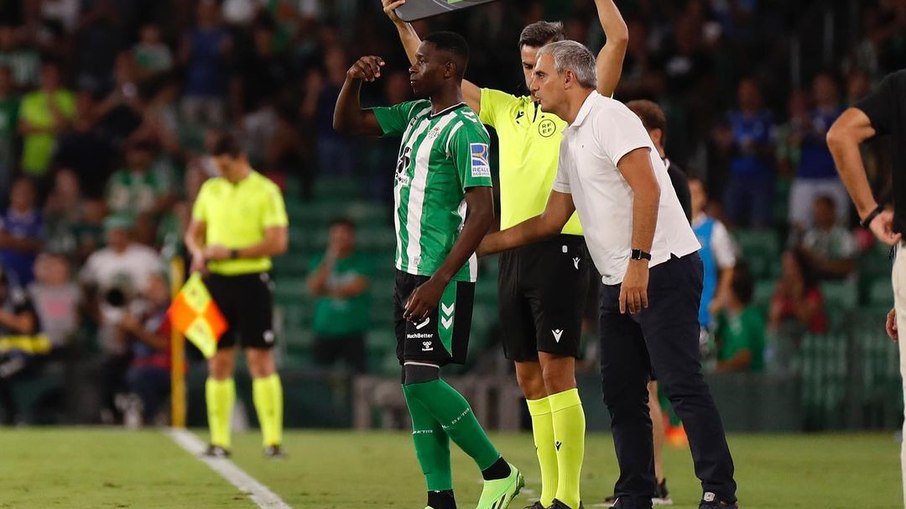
599, 253, 736, 508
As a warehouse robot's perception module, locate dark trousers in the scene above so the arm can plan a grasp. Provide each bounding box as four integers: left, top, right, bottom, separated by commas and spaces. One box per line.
599, 253, 736, 508
312, 334, 367, 374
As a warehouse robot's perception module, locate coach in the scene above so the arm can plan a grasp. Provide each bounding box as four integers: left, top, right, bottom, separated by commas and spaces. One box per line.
478, 40, 738, 509
827, 69, 906, 505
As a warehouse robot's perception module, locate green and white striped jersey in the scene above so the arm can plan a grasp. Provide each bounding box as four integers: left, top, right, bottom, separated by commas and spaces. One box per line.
372, 99, 492, 283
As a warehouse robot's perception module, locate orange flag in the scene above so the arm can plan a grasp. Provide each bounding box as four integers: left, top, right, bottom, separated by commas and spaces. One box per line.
167, 273, 227, 358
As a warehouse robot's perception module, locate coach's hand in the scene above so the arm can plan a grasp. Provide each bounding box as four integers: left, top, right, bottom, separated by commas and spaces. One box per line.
868, 209, 902, 246
383, 0, 406, 24
348, 56, 385, 83
405, 277, 446, 322
886, 308, 898, 342
620, 260, 649, 314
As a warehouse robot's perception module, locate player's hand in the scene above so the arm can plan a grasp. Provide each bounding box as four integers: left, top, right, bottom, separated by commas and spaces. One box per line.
382, 0, 406, 24
204, 244, 231, 261
347, 56, 385, 83
619, 260, 649, 314
867, 209, 902, 246
404, 276, 446, 322
886, 308, 898, 342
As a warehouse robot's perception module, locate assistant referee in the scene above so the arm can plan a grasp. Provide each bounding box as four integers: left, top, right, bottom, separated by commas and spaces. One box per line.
185, 132, 289, 458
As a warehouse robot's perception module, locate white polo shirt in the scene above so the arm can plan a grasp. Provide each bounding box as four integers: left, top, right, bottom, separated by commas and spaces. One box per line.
553, 91, 700, 285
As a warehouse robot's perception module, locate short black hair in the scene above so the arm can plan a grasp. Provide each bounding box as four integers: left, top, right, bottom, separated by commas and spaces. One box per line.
814, 194, 836, 210
210, 131, 243, 158
519, 21, 565, 49
730, 263, 754, 305
329, 217, 356, 230
422, 31, 470, 78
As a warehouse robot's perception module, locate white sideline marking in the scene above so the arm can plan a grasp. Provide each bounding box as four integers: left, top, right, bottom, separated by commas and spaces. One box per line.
167, 428, 292, 509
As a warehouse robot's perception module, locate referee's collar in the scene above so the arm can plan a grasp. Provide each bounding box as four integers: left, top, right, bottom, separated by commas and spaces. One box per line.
570, 90, 599, 128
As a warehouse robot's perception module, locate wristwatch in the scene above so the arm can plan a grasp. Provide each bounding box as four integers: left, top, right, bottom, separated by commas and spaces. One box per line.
860, 205, 885, 230
229, 249, 240, 260
630, 248, 652, 261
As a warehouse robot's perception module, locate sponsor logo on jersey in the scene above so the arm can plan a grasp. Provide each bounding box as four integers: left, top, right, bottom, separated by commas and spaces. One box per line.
470, 143, 491, 178
552, 329, 564, 342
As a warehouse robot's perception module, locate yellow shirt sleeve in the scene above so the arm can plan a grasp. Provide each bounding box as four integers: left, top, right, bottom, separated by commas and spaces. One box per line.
191, 182, 210, 222
479, 88, 517, 128
262, 182, 289, 228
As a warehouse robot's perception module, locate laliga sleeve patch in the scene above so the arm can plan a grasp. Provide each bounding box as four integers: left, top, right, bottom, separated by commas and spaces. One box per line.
470, 143, 491, 178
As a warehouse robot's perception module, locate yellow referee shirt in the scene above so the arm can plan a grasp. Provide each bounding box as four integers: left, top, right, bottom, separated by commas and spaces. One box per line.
192, 171, 289, 275
479, 88, 582, 235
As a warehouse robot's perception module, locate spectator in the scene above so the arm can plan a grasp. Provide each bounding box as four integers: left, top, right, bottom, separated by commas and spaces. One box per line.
775, 89, 808, 178
74, 0, 122, 94
18, 60, 76, 180
714, 266, 765, 373
43, 168, 86, 253
0, 24, 39, 91
0, 266, 50, 425
179, 0, 232, 128
769, 251, 828, 335
303, 45, 356, 177
132, 24, 174, 84
689, 176, 736, 338
715, 77, 776, 228
0, 177, 44, 287
796, 195, 857, 281
106, 139, 176, 218
28, 252, 80, 349
306, 218, 371, 373
80, 214, 163, 423
53, 90, 116, 199
788, 73, 848, 230
80, 214, 164, 355
0, 65, 18, 202
70, 199, 107, 266
119, 271, 172, 426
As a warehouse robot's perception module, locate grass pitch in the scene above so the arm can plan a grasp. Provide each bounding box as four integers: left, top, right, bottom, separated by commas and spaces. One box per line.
0, 429, 900, 508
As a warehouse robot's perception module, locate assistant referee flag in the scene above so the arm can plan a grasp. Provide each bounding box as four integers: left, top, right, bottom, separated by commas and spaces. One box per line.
168, 273, 227, 358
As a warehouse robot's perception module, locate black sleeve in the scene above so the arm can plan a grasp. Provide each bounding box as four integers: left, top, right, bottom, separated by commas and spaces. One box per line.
667, 162, 692, 223
855, 71, 904, 136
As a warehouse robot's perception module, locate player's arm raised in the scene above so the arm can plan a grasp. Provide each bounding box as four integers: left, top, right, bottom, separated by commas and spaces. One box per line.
594, 0, 628, 97
404, 186, 495, 320
333, 56, 386, 137
478, 190, 575, 256
383, 0, 483, 114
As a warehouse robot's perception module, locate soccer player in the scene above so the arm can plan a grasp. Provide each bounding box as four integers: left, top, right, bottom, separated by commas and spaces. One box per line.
479, 41, 738, 509
185, 132, 289, 458
333, 32, 523, 509
382, 3, 628, 508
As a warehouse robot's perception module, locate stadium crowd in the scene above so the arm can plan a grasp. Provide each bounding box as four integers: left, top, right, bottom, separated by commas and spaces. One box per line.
0, 0, 902, 426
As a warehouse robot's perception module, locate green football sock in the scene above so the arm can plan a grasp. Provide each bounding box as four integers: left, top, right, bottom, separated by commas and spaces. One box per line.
403, 385, 453, 491
205, 377, 235, 448
527, 396, 558, 507
253, 374, 283, 447
404, 379, 501, 470
550, 388, 585, 509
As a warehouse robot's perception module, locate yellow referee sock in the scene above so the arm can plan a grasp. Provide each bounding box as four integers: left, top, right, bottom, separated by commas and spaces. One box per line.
550, 388, 585, 509
206, 377, 235, 448
527, 396, 558, 507
253, 374, 284, 447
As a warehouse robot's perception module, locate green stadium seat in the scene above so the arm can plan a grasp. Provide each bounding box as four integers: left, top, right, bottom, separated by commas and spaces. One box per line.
753, 279, 775, 308
314, 178, 362, 201
867, 278, 893, 308
820, 280, 858, 311
735, 229, 781, 279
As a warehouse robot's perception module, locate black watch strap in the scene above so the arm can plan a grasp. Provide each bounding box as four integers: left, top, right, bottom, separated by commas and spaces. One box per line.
631, 248, 652, 261
860, 205, 885, 230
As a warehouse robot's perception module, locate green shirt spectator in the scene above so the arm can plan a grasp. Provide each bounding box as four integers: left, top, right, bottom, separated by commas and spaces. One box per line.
106, 141, 176, 216
306, 218, 371, 373
715, 307, 766, 373
309, 252, 372, 337
715, 265, 765, 373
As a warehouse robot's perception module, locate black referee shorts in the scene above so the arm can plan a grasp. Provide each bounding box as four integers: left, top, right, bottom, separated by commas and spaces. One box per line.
205, 272, 276, 350
498, 234, 590, 361
393, 270, 475, 366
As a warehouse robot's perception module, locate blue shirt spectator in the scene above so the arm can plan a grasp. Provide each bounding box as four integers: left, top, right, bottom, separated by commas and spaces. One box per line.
0, 178, 43, 287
